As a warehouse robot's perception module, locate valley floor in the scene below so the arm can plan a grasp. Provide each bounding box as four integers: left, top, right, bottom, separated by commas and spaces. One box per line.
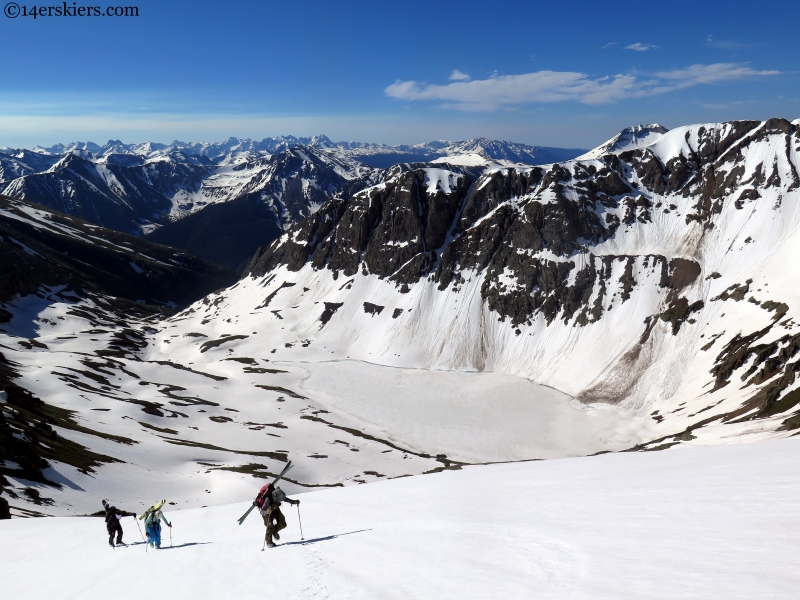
3, 436, 799, 599
1, 290, 652, 517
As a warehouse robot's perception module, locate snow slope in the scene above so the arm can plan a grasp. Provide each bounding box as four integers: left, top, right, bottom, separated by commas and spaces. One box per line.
2, 437, 799, 599
0, 296, 644, 517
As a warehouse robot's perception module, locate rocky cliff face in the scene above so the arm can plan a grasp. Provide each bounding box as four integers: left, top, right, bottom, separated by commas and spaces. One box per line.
234, 118, 800, 443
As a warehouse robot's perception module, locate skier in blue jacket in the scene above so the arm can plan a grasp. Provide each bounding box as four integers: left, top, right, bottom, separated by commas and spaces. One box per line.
143, 501, 172, 549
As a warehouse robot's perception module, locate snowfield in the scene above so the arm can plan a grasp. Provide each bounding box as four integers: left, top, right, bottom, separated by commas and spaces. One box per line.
2, 436, 799, 599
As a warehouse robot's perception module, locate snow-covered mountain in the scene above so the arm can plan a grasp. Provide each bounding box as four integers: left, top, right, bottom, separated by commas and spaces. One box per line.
576, 124, 669, 160
334, 138, 587, 168
143, 146, 379, 271
1, 136, 576, 270
0, 149, 61, 181
0, 145, 373, 240
234, 117, 800, 445
1, 151, 216, 234
4, 118, 800, 520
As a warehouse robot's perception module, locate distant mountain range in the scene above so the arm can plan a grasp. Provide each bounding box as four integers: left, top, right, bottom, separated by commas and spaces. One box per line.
26, 135, 586, 167
0, 136, 587, 272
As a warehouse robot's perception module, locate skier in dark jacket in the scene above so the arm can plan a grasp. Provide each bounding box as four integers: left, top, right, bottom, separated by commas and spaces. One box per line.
260, 485, 299, 548
102, 499, 136, 547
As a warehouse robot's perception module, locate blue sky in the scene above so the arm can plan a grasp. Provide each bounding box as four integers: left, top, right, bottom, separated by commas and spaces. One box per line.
0, 0, 797, 148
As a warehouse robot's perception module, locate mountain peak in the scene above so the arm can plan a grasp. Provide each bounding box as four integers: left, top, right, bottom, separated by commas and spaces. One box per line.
578, 124, 669, 160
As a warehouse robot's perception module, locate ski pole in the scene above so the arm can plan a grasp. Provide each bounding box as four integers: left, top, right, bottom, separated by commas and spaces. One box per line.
134, 517, 146, 543
262, 514, 269, 551
170, 524, 173, 548
296, 504, 304, 541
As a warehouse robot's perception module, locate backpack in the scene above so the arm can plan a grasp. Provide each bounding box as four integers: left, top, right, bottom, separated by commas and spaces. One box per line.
139, 499, 165, 522
255, 484, 273, 508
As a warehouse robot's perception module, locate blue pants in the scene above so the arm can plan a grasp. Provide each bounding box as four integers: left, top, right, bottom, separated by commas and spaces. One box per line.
146, 523, 162, 547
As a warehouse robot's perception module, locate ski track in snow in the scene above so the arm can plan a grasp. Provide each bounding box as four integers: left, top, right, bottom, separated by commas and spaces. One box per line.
2, 437, 799, 599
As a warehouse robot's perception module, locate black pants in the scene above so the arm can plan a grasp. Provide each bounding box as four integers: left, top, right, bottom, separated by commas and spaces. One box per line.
107, 522, 123, 546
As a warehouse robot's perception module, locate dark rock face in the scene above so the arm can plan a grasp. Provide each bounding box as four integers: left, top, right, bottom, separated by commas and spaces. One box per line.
146, 195, 284, 274
363, 302, 384, 316
319, 302, 344, 326
247, 161, 621, 327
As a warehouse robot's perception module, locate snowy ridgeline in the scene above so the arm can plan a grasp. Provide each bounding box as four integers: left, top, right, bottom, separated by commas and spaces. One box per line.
0, 136, 583, 238
2, 438, 799, 599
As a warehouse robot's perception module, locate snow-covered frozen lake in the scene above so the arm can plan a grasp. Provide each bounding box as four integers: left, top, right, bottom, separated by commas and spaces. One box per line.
3, 437, 799, 599
296, 360, 646, 462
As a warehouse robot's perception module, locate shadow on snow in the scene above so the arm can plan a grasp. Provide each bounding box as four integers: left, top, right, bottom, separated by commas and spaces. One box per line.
154, 542, 213, 551
278, 529, 372, 548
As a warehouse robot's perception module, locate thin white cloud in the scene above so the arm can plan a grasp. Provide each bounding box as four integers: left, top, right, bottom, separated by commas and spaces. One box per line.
386, 72, 639, 111
384, 63, 781, 111
601, 42, 616, 49
655, 63, 781, 87
706, 35, 758, 50
625, 43, 657, 52
449, 69, 471, 82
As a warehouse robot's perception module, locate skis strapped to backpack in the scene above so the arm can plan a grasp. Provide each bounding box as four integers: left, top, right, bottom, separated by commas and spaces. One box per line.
139, 499, 166, 523
237, 461, 293, 525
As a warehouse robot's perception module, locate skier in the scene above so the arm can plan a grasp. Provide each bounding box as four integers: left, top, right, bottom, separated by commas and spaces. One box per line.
259, 484, 300, 548
141, 500, 172, 549
102, 499, 136, 547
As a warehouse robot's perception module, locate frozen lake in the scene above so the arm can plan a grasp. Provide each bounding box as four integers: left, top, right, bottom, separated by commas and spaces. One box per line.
295, 360, 648, 463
